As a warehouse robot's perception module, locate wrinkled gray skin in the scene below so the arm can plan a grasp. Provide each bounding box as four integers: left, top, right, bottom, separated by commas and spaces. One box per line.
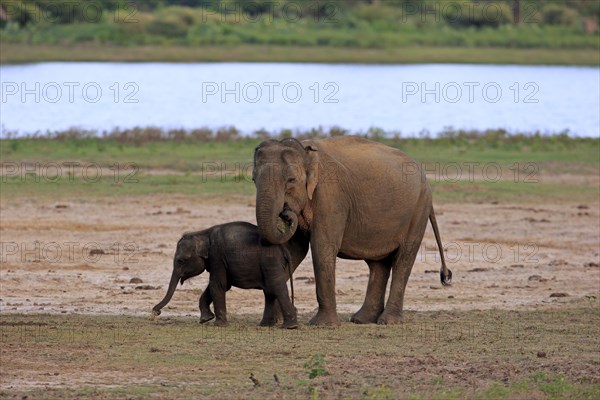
253, 136, 452, 326
152, 221, 309, 328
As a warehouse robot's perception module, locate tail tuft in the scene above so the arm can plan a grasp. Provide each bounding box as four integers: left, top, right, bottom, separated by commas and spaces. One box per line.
441, 269, 452, 286
430, 208, 453, 288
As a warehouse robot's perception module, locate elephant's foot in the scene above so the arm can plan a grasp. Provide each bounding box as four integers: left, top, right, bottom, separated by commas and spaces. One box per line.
350, 308, 381, 324
309, 310, 340, 326
259, 318, 277, 327
281, 318, 298, 329
199, 311, 215, 324
213, 318, 229, 327
376, 310, 403, 325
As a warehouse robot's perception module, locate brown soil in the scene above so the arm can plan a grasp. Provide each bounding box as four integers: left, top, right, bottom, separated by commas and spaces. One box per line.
0, 196, 600, 396
1, 196, 598, 320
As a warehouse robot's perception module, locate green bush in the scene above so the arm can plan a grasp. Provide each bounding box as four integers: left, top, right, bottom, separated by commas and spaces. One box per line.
156, 6, 198, 25
117, 12, 154, 37
446, 1, 513, 28
146, 6, 198, 38
147, 18, 186, 38
0, 0, 42, 27
543, 4, 581, 27
353, 4, 403, 31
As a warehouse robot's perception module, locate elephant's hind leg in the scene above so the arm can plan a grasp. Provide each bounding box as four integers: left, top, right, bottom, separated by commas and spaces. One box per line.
377, 209, 429, 325
267, 284, 297, 329
259, 293, 279, 327
351, 259, 391, 324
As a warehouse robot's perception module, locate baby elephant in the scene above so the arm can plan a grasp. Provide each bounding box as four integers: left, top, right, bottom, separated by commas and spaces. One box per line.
152, 219, 309, 329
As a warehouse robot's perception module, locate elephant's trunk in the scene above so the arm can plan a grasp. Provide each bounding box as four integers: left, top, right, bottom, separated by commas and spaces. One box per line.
256, 189, 298, 245
152, 267, 179, 316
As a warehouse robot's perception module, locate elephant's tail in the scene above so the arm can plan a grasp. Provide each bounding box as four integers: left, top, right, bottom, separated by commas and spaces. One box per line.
429, 207, 452, 286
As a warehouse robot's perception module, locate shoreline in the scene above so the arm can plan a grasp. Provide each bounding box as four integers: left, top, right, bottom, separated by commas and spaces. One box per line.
2, 43, 599, 66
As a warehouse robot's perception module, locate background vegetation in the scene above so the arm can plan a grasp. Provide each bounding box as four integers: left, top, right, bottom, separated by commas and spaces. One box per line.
1, 0, 599, 63
2, 128, 598, 204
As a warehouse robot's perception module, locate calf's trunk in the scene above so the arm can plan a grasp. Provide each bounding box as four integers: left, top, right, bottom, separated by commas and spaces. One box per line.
152, 268, 179, 316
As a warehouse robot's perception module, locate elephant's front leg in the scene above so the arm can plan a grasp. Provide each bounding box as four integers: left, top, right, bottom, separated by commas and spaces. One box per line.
209, 283, 229, 327
309, 239, 341, 326
259, 292, 279, 327
199, 286, 215, 324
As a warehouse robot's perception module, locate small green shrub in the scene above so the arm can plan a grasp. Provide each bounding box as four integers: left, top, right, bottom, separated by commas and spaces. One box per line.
303, 354, 328, 379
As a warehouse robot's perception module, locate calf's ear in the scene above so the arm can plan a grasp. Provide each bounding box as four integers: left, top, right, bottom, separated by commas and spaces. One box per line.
194, 235, 209, 259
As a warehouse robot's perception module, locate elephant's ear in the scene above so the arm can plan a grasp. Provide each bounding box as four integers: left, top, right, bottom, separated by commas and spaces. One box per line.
305, 145, 319, 201
194, 235, 210, 259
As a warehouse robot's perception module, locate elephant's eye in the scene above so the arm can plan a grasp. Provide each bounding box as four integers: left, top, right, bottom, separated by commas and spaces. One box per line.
287, 177, 297, 184
177, 258, 184, 265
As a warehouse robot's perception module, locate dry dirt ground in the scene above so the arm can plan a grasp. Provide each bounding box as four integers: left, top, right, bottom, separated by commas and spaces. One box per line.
1, 196, 598, 318
1, 195, 599, 395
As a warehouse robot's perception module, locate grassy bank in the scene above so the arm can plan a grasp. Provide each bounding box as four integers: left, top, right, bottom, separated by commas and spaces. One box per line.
1, 305, 599, 399
2, 1, 599, 65
2, 43, 599, 65
1, 131, 598, 204
3, 173, 598, 205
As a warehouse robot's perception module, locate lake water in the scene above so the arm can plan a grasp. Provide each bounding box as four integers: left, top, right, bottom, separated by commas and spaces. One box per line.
1, 62, 598, 137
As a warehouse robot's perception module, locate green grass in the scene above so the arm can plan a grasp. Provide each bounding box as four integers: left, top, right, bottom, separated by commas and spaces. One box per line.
2, 43, 599, 65
430, 179, 600, 204
0, 173, 256, 198
1, 137, 258, 170
2, 133, 598, 170
1, 305, 598, 399
1, 134, 598, 204
1, 171, 598, 204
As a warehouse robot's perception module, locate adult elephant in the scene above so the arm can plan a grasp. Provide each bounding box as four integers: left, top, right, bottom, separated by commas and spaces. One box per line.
253, 136, 452, 325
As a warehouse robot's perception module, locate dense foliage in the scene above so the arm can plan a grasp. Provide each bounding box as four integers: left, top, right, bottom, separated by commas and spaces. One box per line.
1, 0, 598, 48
